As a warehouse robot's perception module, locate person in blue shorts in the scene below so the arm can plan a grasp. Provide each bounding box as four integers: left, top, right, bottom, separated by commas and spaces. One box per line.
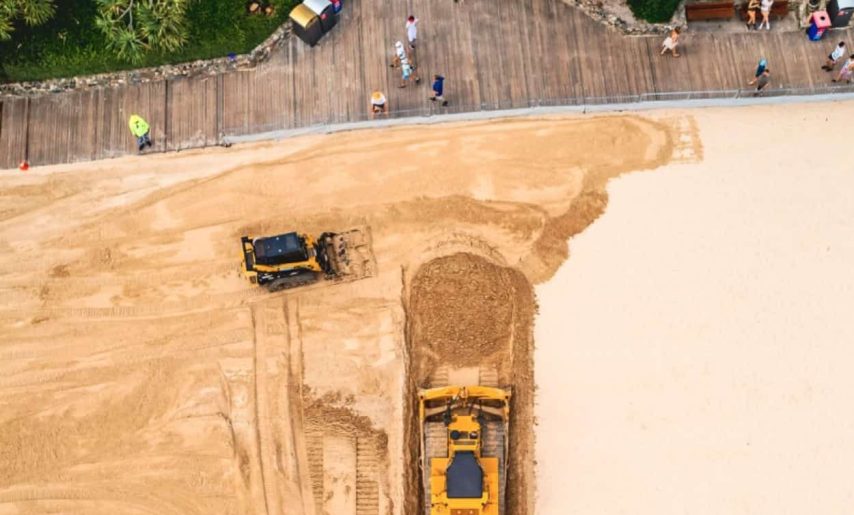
429, 75, 448, 106
392, 41, 420, 88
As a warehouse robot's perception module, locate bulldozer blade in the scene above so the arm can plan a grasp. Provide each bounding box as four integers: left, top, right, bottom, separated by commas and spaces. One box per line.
322, 226, 376, 283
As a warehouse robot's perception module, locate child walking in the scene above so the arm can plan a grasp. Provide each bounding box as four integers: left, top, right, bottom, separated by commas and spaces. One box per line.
660, 27, 681, 57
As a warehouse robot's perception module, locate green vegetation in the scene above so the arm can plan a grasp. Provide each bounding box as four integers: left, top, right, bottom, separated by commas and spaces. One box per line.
628, 0, 681, 23
0, 0, 294, 83
0, 0, 56, 40
94, 0, 193, 62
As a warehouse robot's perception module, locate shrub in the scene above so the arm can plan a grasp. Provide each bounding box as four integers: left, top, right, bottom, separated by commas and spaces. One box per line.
0, 0, 296, 82
628, 0, 681, 23
0, 0, 56, 40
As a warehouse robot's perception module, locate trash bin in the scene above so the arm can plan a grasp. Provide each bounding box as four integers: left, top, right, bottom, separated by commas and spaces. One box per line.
807, 10, 831, 40
827, 0, 854, 27
303, 0, 338, 32
290, 3, 323, 46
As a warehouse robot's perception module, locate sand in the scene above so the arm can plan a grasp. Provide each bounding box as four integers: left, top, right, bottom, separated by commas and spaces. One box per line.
1, 100, 846, 515
0, 112, 678, 514
535, 102, 854, 514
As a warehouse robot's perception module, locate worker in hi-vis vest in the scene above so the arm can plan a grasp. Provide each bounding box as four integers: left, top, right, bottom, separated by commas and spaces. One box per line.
128, 114, 153, 153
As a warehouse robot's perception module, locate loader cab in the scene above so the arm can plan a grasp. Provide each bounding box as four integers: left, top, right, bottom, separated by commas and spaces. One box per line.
253, 232, 310, 266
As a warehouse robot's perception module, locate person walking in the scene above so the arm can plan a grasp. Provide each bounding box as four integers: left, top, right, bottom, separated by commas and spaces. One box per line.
748, 57, 767, 84
822, 41, 846, 71
758, 0, 773, 29
660, 27, 681, 57
391, 41, 420, 88
746, 0, 760, 29
832, 54, 854, 82
128, 114, 153, 153
406, 15, 419, 66
750, 68, 771, 95
406, 16, 418, 50
370, 91, 387, 118
429, 75, 448, 106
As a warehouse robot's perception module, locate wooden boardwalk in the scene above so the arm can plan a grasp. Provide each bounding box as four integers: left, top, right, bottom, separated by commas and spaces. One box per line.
1, 0, 852, 169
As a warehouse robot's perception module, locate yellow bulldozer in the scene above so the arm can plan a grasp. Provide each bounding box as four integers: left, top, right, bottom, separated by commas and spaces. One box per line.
419, 385, 511, 515
240, 227, 373, 292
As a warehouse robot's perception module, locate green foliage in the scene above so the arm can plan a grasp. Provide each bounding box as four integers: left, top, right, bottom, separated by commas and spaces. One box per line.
628, 0, 681, 23
0, 0, 295, 81
95, 0, 191, 62
0, 0, 55, 40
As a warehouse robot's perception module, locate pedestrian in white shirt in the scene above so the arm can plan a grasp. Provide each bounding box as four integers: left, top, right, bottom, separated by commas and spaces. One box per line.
823, 41, 846, 71
406, 16, 418, 50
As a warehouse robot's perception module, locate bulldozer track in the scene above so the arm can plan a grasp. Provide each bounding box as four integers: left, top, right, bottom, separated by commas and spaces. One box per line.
422, 422, 448, 515
481, 420, 507, 515
356, 438, 381, 515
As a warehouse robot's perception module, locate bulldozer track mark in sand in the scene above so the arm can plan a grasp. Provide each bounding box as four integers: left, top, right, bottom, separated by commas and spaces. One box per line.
429, 365, 450, 389
356, 438, 381, 515
479, 365, 500, 388
661, 115, 703, 164
251, 300, 297, 515
303, 394, 392, 515
218, 343, 267, 515
286, 298, 318, 515
323, 435, 359, 515
305, 431, 326, 511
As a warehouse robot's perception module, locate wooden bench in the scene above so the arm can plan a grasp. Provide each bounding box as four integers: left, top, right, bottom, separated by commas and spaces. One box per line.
738, 1, 790, 20
685, 2, 736, 21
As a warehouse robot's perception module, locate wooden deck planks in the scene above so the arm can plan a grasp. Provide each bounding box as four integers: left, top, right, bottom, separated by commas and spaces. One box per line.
2, 0, 853, 169
0, 97, 28, 169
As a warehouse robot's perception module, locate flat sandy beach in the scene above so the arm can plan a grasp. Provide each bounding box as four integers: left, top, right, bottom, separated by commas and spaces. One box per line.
536, 101, 854, 514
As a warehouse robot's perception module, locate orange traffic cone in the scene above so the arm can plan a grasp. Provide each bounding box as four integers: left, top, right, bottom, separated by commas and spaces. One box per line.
19, 160, 29, 171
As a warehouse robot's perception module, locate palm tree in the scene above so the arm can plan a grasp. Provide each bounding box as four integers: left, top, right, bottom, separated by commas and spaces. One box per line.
0, 0, 56, 40
95, 0, 192, 62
